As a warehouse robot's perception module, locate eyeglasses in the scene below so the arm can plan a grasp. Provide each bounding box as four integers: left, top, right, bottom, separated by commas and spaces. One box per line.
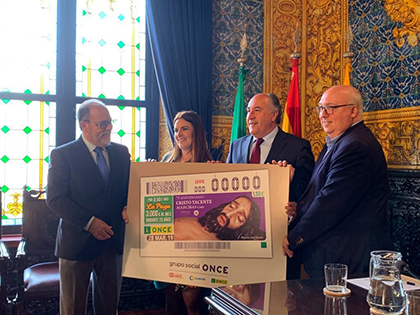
315, 103, 355, 115
83, 119, 114, 129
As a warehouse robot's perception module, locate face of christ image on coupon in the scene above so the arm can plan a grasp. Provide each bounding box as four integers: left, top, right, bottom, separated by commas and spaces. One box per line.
174, 195, 266, 241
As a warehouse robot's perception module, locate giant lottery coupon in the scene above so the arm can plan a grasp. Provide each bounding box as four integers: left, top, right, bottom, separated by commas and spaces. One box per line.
123, 162, 289, 287
141, 170, 271, 258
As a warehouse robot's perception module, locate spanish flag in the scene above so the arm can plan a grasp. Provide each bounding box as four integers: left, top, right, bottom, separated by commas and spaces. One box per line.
281, 58, 301, 137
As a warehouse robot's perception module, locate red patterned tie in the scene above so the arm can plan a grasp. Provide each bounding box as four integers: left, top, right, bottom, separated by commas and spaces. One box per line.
249, 138, 264, 164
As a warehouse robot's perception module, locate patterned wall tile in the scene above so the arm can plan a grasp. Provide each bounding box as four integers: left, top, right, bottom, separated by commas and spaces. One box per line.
212, 0, 264, 117
350, 0, 420, 111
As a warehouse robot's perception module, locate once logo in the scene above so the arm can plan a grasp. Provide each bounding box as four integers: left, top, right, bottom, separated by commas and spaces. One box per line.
202, 264, 228, 274
151, 226, 173, 234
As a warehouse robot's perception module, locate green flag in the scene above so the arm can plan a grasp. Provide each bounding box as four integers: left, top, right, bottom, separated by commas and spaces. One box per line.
230, 65, 246, 143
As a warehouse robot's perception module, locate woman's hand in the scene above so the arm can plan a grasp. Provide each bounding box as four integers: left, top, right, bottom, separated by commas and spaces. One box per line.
122, 206, 129, 224
285, 201, 297, 225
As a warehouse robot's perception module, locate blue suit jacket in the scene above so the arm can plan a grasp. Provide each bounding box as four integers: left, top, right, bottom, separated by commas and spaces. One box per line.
47, 137, 130, 260
227, 127, 314, 202
288, 122, 391, 277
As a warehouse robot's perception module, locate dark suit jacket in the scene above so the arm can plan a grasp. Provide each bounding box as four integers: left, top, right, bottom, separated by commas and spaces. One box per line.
46, 137, 130, 261
288, 122, 391, 277
227, 127, 314, 202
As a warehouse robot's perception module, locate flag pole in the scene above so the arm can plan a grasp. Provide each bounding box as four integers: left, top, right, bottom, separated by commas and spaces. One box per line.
282, 23, 302, 137
343, 23, 354, 85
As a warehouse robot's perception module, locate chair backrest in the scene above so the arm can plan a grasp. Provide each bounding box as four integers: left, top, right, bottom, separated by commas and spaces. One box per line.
210, 139, 225, 161
22, 188, 59, 256
0, 190, 11, 315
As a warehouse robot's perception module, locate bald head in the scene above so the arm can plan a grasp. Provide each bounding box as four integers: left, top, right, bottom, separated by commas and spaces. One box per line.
322, 85, 363, 115
318, 85, 363, 138
77, 99, 108, 128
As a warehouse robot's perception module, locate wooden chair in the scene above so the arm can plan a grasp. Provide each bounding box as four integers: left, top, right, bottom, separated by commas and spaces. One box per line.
12, 187, 60, 315
210, 139, 225, 161
0, 242, 10, 315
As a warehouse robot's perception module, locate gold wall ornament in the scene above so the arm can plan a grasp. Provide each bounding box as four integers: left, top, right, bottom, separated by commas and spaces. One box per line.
302, 0, 345, 149
364, 107, 420, 169
6, 192, 22, 217
384, 0, 420, 47
264, 0, 303, 120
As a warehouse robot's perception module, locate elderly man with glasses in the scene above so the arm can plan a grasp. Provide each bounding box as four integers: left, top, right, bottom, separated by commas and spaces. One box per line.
47, 99, 131, 315
282, 85, 391, 278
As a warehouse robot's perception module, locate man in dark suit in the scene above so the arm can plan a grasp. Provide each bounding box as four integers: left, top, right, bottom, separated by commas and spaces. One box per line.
227, 93, 314, 279
283, 85, 391, 278
47, 99, 131, 315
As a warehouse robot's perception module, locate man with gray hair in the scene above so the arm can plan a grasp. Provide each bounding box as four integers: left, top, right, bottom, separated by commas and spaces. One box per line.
282, 85, 391, 277
227, 93, 315, 279
47, 99, 130, 314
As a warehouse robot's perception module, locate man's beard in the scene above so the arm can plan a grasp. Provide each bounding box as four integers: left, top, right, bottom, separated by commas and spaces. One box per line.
204, 211, 230, 234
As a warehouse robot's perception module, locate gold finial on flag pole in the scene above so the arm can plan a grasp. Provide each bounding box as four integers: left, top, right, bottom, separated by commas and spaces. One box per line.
238, 33, 247, 66
344, 23, 354, 59
291, 22, 302, 59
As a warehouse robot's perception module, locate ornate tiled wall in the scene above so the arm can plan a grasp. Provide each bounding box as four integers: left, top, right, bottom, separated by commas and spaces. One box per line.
264, 0, 420, 168
263, 0, 420, 271
211, 0, 264, 158
350, 0, 420, 168
351, 0, 420, 111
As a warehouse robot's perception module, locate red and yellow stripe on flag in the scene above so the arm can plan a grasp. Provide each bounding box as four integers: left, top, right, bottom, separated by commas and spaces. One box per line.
281, 58, 301, 137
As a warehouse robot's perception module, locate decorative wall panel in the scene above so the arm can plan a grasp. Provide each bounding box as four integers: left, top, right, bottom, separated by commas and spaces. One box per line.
264, 0, 303, 106
350, 0, 420, 111
263, 0, 420, 273
350, 0, 420, 168
364, 107, 420, 168
212, 0, 264, 117
211, 0, 264, 152
384, 0, 420, 48
388, 169, 420, 274
264, 0, 347, 158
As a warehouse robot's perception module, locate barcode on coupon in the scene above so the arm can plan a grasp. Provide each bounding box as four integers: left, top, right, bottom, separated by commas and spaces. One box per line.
146, 180, 186, 195
174, 242, 231, 250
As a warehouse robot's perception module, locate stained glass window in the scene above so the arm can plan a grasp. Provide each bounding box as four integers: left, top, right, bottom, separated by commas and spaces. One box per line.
0, 100, 56, 226
0, 1, 57, 95
76, 0, 147, 100
0, 0, 157, 233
